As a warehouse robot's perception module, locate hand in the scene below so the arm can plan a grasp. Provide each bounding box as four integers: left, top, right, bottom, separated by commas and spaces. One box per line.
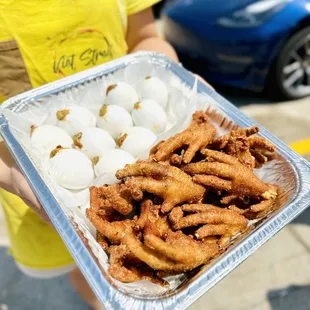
11, 164, 51, 223
0, 142, 50, 223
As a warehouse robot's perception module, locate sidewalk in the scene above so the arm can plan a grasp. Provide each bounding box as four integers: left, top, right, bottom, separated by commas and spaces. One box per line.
0, 96, 310, 310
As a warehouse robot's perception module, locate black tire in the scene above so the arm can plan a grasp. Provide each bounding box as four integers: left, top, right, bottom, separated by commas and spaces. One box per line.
266, 26, 310, 100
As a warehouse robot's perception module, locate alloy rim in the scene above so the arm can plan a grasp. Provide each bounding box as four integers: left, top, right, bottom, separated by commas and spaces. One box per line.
282, 34, 310, 97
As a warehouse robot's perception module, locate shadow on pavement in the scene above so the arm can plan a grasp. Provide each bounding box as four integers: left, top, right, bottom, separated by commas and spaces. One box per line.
291, 205, 310, 226
0, 247, 89, 310
267, 285, 310, 310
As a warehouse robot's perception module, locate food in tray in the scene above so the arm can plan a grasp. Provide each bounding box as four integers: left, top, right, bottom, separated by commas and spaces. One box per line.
30, 124, 73, 151
86, 110, 279, 286
117, 126, 157, 157
73, 127, 115, 160
94, 149, 135, 178
49, 147, 95, 190
97, 104, 133, 139
140, 76, 169, 109
25, 76, 279, 288
150, 111, 216, 164
131, 99, 167, 134
106, 82, 139, 112
210, 126, 276, 169
55, 106, 97, 136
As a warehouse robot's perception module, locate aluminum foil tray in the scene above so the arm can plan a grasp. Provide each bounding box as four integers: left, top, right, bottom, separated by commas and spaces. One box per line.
1, 52, 310, 310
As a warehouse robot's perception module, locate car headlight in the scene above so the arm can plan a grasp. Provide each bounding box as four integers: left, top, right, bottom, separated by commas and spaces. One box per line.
217, 0, 291, 28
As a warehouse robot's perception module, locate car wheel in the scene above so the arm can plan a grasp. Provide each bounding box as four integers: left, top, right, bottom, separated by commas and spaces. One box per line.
267, 27, 310, 100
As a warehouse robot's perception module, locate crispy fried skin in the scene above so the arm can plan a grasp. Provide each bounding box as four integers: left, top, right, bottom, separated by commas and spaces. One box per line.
182, 203, 223, 213
211, 127, 276, 169
122, 229, 218, 271
212, 127, 258, 169
89, 186, 127, 223
101, 184, 133, 216
221, 194, 239, 205
108, 245, 168, 285
86, 208, 134, 244
171, 207, 248, 230
169, 204, 248, 248
151, 111, 216, 164
169, 207, 184, 226
134, 200, 170, 238
116, 161, 206, 213
142, 201, 171, 238
89, 186, 113, 215
228, 184, 279, 219
144, 230, 219, 265
89, 184, 133, 216
185, 149, 276, 199
134, 200, 153, 231
96, 231, 109, 250
86, 111, 281, 286
195, 224, 244, 248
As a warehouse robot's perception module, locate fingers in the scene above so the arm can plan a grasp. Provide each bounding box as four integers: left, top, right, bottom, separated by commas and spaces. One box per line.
221, 195, 238, 205
135, 200, 153, 230
212, 135, 229, 149
144, 234, 192, 263
172, 209, 247, 230
182, 204, 221, 213
152, 134, 185, 162
228, 205, 246, 215
195, 224, 230, 239
86, 209, 131, 244
244, 126, 260, 137
172, 212, 213, 230
169, 207, 183, 226
184, 162, 234, 178
116, 162, 168, 180
248, 136, 276, 152
161, 197, 179, 214
250, 200, 273, 213
201, 149, 237, 165
183, 142, 200, 164
102, 184, 133, 216
193, 175, 232, 191
126, 177, 167, 199
122, 229, 185, 271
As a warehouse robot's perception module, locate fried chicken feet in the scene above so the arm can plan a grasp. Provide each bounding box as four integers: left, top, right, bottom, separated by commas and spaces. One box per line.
89, 184, 133, 216
122, 229, 218, 272
212, 126, 276, 169
227, 183, 279, 219
108, 245, 168, 286
169, 204, 248, 247
85, 109, 280, 287
116, 161, 206, 213
184, 149, 277, 199
151, 111, 216, 164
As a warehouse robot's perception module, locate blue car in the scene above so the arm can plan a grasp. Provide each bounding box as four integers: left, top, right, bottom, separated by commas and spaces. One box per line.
162, 0, 310, 99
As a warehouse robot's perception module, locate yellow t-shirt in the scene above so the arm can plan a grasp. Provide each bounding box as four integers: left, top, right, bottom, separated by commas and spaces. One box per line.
0, 0, 160, 87
0, 0, 160, 270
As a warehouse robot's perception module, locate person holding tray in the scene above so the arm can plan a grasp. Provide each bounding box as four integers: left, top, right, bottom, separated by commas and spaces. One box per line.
0, 1, 185, 309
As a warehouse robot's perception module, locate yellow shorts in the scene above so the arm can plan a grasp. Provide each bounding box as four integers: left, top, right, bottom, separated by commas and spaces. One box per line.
0, 189, 75, 277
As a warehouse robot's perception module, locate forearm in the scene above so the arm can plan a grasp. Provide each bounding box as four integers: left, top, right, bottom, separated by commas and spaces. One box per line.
0, 141, 15, 191
129, 37, 179, 63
